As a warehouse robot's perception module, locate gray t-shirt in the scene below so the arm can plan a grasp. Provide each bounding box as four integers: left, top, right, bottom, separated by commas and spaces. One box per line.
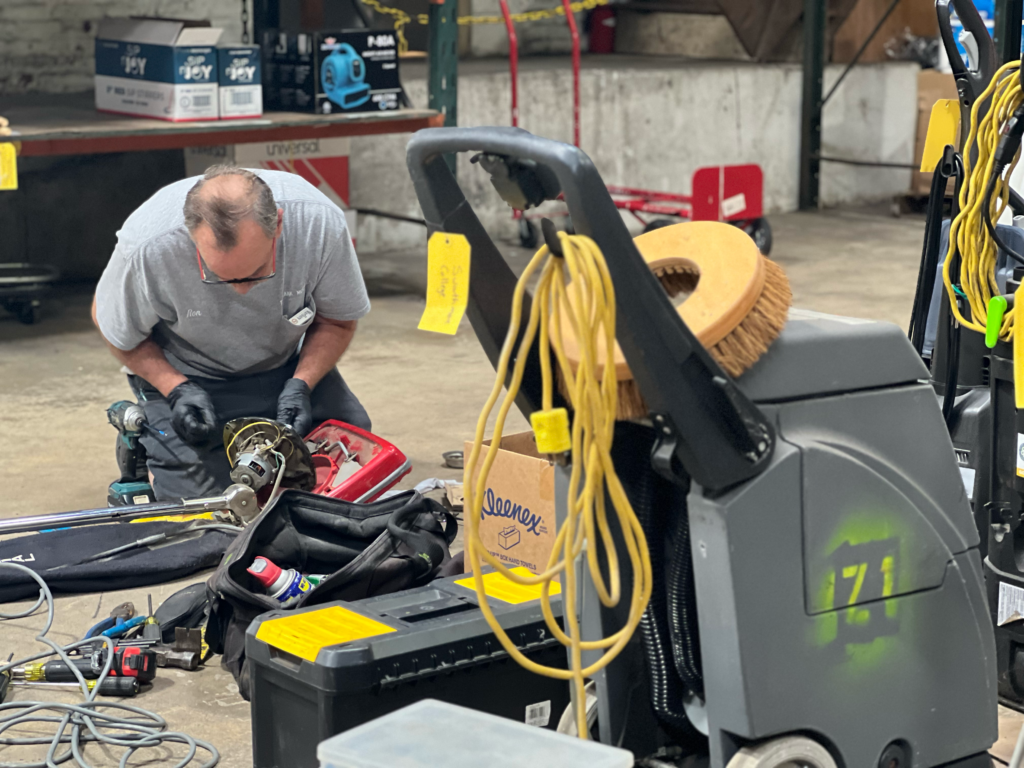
96, 169, 369, 380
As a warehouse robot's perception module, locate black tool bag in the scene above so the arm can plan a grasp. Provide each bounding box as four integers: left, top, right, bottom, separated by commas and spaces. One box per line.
0, 522, 234, 603
205, 489, 458, 699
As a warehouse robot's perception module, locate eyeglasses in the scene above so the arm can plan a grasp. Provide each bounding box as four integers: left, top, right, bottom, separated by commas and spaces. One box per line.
196, 237, 277, 285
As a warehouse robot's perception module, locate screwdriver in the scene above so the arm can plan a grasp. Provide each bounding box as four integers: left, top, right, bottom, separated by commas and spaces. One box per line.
0, 653, 12, 704
142, 594, 161, 642
14, 646, 156, 684
12, 677, 139, 697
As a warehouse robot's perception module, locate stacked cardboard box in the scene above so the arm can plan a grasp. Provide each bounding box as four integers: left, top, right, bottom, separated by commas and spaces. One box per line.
95, 18, 263, 121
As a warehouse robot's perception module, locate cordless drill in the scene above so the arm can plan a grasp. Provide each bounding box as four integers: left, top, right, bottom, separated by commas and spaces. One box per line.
106, 400, 155, 506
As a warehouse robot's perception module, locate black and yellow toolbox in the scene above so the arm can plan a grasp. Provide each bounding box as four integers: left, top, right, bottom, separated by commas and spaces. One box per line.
246, 570, 570, 768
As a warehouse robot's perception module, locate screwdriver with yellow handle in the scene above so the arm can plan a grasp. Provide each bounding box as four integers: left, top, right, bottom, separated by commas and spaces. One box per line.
142, 594, 162, 642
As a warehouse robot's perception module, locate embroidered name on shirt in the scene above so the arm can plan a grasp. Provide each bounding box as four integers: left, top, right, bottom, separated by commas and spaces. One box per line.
186, 309, 202, 318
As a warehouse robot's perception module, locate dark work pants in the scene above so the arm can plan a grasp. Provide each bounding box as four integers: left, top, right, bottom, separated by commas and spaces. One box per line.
129, 363, 370, 501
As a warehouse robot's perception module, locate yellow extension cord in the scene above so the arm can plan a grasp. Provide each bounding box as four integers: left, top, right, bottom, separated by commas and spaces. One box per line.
943, 60, 1023, 342
464, 232, 653, 740
941, 59, 1024, 404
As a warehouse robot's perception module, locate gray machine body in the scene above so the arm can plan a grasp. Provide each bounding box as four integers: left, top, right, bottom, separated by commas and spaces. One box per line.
687, 309, 996, 766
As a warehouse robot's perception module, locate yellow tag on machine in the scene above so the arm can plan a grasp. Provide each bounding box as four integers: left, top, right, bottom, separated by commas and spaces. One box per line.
418, 232, 471, 335
920, 99, 960, 172
0, 143, 17, 191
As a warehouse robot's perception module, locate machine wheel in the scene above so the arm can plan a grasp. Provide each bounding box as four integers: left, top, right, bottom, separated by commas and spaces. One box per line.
741, 217, 773, 256
725, 736, 837, 768
519, 218, 539, 249
642, 218, 676, 234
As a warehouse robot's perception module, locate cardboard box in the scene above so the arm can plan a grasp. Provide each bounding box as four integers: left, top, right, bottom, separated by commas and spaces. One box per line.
183, 136, 355, 241
259, 29, 403, 114
218, 45, 262, 119
94, 18, 222, 121
464, 432, 556, 575
912, 70, 960, 197
262, 30, 315, 111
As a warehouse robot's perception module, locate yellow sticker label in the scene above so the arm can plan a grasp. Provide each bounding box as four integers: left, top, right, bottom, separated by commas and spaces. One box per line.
254, 605, 396, 662
418, 232, 470, 335
921, 99, 960, 173
131, 512, 216, 523
455, 566, 562, 604
0, 143, 17, 191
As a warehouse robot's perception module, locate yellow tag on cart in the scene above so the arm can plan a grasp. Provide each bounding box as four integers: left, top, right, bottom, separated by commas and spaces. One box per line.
0, 143, 17, 191
418, 232, 470, 335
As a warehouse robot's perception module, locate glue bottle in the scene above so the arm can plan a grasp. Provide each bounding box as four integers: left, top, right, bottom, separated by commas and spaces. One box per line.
248, 556, 311, 603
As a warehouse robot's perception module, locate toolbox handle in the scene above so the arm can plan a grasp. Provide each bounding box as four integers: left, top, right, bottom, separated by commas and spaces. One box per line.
406, 127, 774, 493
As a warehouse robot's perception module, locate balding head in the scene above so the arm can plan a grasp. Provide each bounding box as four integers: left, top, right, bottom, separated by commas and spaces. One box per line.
183, 165, 278, 250
184, 165, 283, 292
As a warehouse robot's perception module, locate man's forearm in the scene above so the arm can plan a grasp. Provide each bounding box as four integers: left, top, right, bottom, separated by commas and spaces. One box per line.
294, 318, 357, 389
108, 338, 188, 396
92, 296, 186, 397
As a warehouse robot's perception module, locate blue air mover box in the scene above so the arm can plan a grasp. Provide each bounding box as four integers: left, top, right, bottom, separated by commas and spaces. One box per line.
316, 31, 402, 115
94, 18, 222, 122
218, 45, 262, 119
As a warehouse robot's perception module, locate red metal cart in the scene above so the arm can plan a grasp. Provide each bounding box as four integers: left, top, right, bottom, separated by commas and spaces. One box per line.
497, 4, 772, 254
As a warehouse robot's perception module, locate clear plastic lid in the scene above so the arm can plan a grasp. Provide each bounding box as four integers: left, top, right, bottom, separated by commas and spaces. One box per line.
317, 699, 634, 768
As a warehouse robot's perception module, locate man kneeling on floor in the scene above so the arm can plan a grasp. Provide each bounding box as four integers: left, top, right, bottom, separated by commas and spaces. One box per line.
92, 164, 371, 500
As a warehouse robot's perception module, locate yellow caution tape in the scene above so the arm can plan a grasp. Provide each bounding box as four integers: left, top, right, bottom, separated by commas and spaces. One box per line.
418, 231, 471, 335
360, 0, 609, 53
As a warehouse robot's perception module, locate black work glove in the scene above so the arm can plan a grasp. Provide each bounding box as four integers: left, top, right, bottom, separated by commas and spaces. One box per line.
165, 381, 218, 446
277, 378, 313, 436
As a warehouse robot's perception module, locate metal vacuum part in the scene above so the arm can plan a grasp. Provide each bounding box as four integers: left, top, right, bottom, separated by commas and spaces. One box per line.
0, 484, 258, 536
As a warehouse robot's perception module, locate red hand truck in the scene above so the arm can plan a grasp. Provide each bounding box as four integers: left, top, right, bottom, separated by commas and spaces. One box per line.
497, 5, 772, 255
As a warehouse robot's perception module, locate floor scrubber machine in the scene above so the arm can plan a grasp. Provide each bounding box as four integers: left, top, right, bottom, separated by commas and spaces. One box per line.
406, 126, 997, 767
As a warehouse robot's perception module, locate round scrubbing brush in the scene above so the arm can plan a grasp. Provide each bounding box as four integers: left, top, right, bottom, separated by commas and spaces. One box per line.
557, 220, 792, 421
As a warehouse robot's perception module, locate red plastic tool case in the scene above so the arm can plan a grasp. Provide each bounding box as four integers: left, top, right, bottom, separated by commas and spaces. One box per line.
305, 420, 412, 503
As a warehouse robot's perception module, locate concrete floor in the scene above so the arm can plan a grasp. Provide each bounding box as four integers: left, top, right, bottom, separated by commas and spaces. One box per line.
0, 204, 1019, 765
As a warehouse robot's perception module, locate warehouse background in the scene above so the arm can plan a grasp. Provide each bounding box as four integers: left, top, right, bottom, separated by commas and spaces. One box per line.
0, 0, 929, 276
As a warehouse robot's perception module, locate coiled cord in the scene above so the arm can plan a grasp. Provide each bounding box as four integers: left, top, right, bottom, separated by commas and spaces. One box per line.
944, 60, 1024, 341
0, 563, 219, 768
464, 232, 653, 740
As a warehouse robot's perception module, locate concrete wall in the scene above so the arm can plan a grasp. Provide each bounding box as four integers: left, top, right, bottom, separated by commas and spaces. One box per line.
464, 0, 585, 57
0, 0, 245, 94
350, 59, 919, 253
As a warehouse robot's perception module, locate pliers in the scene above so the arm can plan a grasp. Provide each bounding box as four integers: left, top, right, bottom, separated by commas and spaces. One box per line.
85, 602, 137, 639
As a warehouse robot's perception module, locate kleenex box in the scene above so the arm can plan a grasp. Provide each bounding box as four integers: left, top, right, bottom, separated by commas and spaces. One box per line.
95, 18, 222, 122
218, 44, 262, 119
